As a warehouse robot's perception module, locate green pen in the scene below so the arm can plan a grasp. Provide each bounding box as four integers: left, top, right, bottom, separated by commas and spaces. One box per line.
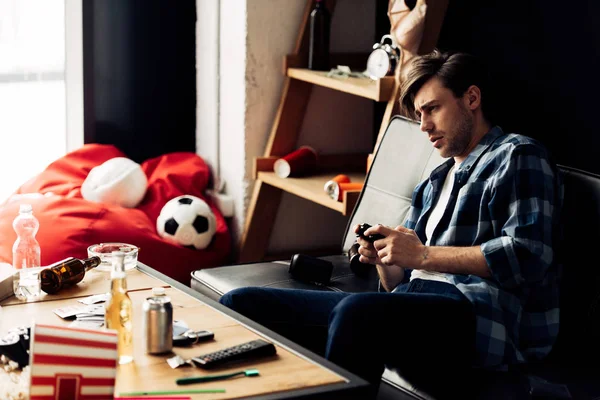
176, 369, 260, 385
119, 389, 226, 395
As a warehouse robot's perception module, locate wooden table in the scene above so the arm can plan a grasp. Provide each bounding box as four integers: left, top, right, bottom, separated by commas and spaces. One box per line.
0, 263, 368, 399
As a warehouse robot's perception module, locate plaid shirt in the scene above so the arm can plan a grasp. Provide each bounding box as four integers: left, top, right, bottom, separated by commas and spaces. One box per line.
400, 126, 563, 368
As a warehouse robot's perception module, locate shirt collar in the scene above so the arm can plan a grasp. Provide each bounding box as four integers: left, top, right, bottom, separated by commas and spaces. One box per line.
431, 126, 505, 177
458, 125, 505, 172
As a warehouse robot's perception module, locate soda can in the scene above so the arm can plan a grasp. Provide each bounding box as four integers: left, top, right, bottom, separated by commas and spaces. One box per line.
324, 174, 351, 199
142, 287, 173, 354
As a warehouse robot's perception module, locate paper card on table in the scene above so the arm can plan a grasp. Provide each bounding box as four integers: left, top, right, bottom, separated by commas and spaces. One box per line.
77, 293, 109, 305
69, 319, 104, 329
173, 320, 189, 336
53, 305, 89, 319
29, 323, 118, 400
54, 304, 105, 320
79, 303, 105, 314
75, 304, 106, 320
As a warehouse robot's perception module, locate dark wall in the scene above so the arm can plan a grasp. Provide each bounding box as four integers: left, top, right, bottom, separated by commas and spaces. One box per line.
83, 0, 196, 163
438, 0, 600, 174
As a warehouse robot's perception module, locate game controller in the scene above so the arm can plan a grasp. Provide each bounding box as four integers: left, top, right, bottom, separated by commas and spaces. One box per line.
348, 242, 370, 277
356, 223, 385, 243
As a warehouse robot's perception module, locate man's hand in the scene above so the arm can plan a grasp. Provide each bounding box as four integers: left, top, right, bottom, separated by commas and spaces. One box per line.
354, 224, 382, 265
362, 224, 427, 268
353, 224, 413, 291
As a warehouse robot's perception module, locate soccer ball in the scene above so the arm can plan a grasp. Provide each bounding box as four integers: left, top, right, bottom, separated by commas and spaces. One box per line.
157, 195, 217, 250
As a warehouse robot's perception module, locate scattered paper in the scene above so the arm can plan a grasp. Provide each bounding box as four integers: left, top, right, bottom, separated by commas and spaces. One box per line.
54, 304, 105, 321
69, 319, 104, 329
173, 320, 189, 336
77, 293, 108, 305
53, 305, 88, 320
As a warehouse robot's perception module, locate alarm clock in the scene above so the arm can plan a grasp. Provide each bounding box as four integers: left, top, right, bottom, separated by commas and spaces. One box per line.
366, 34, 401, 80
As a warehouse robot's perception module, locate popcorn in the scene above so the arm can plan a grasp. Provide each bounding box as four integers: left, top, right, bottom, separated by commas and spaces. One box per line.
0, 365, 29, 400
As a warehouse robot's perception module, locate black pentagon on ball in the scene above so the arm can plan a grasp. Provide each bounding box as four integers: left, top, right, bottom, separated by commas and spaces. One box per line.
178, 197, 194, 205
193, 215, 209, 233
164, 218, 180, 235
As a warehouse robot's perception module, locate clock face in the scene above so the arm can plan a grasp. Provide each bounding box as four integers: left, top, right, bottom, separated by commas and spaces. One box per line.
366, 49, 391, 80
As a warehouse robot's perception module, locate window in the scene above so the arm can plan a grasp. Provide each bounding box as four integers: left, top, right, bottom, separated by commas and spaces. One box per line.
0, 0, 66, 202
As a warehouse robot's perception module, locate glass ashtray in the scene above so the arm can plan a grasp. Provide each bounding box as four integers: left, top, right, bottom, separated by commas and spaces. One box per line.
87, 243, 139, 272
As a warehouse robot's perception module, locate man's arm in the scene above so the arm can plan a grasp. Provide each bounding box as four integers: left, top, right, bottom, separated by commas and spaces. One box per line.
374, 263, 405, 292
419, 244, 490, 278
363, 225, 492, 280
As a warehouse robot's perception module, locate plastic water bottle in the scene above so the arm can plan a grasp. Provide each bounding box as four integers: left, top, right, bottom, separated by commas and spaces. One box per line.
12, 204, 41, 299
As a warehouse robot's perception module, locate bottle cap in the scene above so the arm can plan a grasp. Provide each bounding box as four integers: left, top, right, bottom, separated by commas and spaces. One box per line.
111, 251, 126, 274
152, 287, 166, 296
19, 204, 32, 213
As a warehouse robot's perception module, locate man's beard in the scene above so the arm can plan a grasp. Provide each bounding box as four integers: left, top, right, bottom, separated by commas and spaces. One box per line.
439, 106, 474, 159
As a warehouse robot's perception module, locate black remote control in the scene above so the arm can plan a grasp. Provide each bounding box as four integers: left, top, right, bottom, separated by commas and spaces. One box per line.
356, 223, 385, 243
191, 339, 276, 369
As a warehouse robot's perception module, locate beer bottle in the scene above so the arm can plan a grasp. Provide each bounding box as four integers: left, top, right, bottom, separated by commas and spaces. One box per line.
308, 0, 331, 70
105, 251, 134, 364
40, 256, 101, 294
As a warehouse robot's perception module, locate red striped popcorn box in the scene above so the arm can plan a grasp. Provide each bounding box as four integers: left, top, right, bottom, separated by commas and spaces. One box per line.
28, 323, 118, 400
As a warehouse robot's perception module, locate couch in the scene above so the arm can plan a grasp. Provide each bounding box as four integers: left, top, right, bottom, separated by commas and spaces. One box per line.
191, 116, 600, 399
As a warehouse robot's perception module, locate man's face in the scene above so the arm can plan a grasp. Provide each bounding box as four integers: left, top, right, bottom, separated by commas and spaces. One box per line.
413, 77, 474, 161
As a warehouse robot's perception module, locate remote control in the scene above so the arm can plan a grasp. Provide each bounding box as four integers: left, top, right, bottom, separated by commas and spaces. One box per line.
191, 339, 276, 369
356, 223, 385, 243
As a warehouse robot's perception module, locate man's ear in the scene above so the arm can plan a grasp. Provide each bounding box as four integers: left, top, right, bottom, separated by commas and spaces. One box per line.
464, 85, 482, 110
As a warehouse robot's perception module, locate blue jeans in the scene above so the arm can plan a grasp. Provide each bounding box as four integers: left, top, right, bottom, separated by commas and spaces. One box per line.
219, 279, 476, 397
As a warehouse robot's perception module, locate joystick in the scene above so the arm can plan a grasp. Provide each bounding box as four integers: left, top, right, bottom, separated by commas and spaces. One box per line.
356, 223, 385, 243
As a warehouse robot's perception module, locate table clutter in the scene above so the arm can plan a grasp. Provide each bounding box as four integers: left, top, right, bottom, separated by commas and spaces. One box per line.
0, 262, 358, 399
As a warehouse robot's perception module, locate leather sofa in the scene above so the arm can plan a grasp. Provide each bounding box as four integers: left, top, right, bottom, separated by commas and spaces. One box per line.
191, 116, 600, 399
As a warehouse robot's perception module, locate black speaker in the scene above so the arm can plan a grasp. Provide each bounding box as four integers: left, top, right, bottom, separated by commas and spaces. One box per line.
288, 254, 333, 285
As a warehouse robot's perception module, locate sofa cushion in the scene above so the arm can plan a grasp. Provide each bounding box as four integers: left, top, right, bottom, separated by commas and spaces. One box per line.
0, 144, 231, 284
191, 255, 379, 301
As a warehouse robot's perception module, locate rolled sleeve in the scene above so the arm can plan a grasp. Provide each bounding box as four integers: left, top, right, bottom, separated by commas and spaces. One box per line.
481, 144, 561, 290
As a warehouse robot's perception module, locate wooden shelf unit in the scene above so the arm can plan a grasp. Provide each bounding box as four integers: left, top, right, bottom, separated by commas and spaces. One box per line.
287, 68, 395, 101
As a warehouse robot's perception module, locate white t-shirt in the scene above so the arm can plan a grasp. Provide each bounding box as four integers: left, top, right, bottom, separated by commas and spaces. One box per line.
410, 163, 458, 283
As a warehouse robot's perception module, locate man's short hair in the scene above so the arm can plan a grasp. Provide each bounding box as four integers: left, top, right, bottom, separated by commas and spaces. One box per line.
399, 50, 492, 122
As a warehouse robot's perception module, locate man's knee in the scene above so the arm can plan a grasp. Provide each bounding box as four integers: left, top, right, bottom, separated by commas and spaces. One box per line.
330, 293, 376, 325
219, 287, 257, 311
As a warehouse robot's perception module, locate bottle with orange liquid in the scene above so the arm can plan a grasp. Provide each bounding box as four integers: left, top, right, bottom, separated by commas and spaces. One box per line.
105, 251, 134, 364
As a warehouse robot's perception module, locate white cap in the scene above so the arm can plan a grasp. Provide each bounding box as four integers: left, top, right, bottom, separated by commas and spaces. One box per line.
273, 159, 291, 178
19, 204, 32, 213
152, 287, 166, 296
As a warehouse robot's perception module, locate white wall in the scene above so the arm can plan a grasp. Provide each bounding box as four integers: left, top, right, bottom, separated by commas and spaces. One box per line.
197, 0, 376, 255
195, 1, 220, 179
65, 0, 84, 152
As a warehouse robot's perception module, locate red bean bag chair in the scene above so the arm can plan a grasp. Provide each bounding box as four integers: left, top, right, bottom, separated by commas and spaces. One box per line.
0, 144, 231, 284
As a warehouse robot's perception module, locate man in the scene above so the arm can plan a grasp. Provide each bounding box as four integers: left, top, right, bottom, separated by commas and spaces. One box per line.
220, 51, 563, 398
